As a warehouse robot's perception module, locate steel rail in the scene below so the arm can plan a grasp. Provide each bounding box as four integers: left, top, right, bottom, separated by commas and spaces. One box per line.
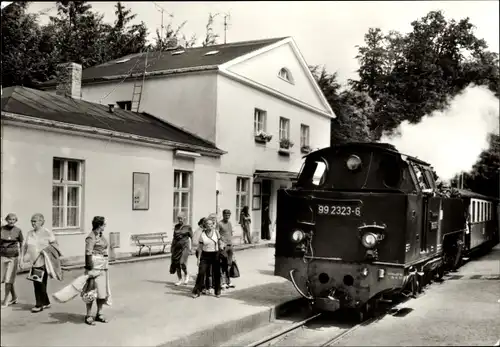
247, 312, 323, 347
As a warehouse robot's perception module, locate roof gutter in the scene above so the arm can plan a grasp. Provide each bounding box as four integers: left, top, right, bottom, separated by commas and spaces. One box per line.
1, 111, 227, 157
38, 65, 220, 89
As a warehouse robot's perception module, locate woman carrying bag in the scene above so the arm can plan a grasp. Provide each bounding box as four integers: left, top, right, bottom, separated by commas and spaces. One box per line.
192, 216, 223, 298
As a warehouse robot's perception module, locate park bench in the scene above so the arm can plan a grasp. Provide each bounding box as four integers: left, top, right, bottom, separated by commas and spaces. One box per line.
131, 232, 170, 256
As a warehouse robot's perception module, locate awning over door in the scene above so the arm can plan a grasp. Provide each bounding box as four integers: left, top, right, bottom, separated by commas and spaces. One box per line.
254, 170, 299, 182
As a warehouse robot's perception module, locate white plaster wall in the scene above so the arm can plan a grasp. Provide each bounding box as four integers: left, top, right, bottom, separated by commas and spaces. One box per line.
76, 72, 218, 143
1, 123, 219, 258
227, 42, 329, 114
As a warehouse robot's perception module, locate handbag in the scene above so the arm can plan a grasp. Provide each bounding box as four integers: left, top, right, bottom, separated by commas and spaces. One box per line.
81, 277, 97, 304
27, 267, 45, 282
229, 260, 240, 278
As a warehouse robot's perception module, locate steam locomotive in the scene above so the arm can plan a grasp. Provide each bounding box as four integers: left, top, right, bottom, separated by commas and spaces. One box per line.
274, 142, 499, 319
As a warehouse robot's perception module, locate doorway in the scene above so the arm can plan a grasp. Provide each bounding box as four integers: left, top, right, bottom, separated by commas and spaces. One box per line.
261, 180, 272, 240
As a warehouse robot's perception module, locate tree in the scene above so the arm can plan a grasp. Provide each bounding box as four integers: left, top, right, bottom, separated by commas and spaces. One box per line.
49, 1, 110, 68
463, 134, 500, 197
1, 1, 54, 87
105, 2, 148, 58
154, 21, 184, 50
350, 10, 499, 138
310, 65, 373, 144
202, 13, 220, 47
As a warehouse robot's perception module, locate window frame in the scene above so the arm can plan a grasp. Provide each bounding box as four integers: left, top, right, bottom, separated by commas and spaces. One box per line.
279, 117, 290, 141
254, 108, 267, 134
52, 158, 84, 232
300, 124, 310, 148
173, 170, 193, 226
278, 67, 294, 84
236, 177, 250, 219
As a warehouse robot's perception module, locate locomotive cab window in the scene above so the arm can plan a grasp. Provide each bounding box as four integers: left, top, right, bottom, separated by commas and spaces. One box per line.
379, 155, 402, 189
297, 158, 328, 188
409, 162, 431, 191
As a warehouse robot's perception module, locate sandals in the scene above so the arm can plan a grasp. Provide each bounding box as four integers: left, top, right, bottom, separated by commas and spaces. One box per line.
85, 316, 96, 325
95, 314, 108, 323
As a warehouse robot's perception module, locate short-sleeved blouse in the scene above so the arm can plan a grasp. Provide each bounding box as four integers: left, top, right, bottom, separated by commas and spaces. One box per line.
85, 231, 109, 256
25, 228, 56, 267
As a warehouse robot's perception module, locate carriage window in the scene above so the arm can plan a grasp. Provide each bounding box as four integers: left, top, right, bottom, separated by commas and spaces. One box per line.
472, 201, 476, 223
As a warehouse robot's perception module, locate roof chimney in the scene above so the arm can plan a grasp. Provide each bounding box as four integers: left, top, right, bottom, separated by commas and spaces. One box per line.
55, 62, 82, 99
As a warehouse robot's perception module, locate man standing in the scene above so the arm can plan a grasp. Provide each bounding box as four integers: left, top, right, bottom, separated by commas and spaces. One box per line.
218, 209, 235, 289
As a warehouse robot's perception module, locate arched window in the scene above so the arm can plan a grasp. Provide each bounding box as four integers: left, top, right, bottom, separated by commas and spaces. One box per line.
278, 67, 294, 83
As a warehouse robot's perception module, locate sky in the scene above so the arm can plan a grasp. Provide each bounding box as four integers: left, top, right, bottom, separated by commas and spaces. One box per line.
27, 1, 499, 86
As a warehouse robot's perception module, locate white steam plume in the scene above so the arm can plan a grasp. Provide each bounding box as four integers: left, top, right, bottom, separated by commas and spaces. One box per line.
380, 85, 500, 181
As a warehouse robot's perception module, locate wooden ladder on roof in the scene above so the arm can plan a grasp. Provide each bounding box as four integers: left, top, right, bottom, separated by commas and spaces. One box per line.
131, 52, 149, 113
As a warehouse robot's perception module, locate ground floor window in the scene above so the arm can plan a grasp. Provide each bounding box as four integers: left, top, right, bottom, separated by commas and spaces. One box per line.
173, 170, 192, 224
52, 158, 83, 230
236, 177, 250, 221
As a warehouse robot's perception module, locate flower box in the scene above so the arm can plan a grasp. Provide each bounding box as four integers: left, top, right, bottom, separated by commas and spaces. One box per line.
254, 131, 273, 143
278, 148, 291, 156
301, 145, 312, 154
279, 138, 294, 150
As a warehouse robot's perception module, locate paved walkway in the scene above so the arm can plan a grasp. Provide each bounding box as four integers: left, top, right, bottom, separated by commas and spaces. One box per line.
1, 246, 300, 347
331, 244, 500, 346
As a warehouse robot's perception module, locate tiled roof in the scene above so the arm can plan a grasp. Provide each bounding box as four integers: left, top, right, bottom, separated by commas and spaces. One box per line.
1, 86, 224, 154
38, 37, 288, 87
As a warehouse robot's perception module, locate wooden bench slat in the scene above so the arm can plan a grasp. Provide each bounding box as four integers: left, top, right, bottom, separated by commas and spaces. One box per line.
131, 233, 170, 256
137, 241, 170, 246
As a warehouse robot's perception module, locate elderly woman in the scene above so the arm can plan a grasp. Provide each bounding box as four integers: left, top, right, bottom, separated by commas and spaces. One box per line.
192, 216, 223, 298
1, 213, 24, 308
23, 213, 59, 313
84, 216, 111, 325
170, 213, 193, 286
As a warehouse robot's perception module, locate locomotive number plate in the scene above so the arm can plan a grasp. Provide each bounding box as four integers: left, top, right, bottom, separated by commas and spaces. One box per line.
317, 204, 362, 217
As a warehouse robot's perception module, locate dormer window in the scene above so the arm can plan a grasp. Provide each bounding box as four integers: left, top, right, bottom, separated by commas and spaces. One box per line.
278, 67, 294, 84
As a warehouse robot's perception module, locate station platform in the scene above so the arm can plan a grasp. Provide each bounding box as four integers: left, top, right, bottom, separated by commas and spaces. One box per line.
0, 245, 302, 347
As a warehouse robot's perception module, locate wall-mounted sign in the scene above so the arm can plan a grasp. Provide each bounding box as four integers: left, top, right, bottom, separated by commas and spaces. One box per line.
133, 172, 150, 210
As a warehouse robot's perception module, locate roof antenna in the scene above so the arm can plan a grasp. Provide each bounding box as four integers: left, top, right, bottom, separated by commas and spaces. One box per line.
223, 11, 231, 44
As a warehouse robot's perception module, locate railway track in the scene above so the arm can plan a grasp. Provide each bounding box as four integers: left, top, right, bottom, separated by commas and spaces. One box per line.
247, 310, 381, 347
245, 293, 416, 347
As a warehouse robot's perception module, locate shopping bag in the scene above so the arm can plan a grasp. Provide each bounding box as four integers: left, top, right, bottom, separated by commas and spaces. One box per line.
81, 277, 97, 304
229, 260, 240, 278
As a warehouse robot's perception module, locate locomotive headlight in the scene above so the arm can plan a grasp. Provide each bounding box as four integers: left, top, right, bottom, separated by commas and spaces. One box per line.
291, 230, 305, 243
346, 155, 362, 171
361, 232, 378, 248
360, 267, 369, 277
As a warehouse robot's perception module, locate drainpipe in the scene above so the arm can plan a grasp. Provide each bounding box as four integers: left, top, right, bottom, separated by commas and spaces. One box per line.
216, 190, 220, 219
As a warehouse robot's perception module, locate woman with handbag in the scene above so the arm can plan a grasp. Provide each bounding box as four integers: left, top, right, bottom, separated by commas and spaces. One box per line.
83, 216, 112, 326
170, 213, 193, 286
23, 213, 58, 313
192, 216, 223, 298
1, 213, 24, 308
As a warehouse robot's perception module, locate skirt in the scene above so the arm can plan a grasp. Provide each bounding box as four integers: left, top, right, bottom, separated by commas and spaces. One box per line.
0, 256, 18, 284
